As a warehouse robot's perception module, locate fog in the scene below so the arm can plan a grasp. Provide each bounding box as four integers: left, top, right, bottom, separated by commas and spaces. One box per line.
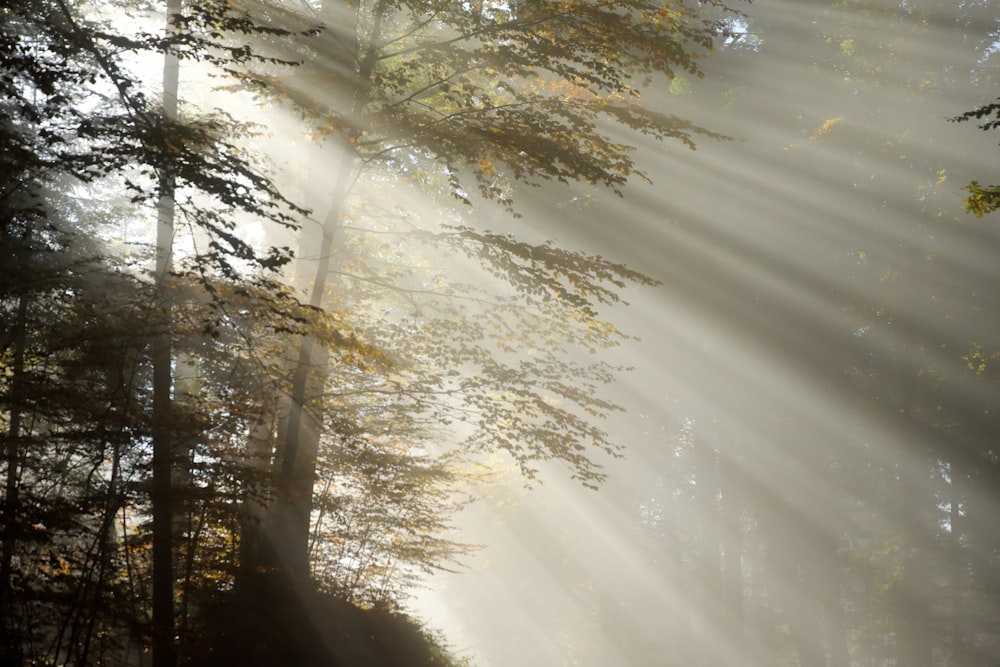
403, 2, 1000, 665
5, 1, 999, 665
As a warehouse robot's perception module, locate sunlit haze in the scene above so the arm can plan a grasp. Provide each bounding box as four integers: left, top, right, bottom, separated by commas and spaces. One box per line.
405, 1, 1000, 664
4, 1, 1000, 665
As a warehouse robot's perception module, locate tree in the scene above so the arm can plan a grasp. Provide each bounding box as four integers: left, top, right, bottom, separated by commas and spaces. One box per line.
150, 3, 181, 664
3, 0, 746, 663
0, 3, 147, 659
1, 1, 316, 663
239, 0, 743, 591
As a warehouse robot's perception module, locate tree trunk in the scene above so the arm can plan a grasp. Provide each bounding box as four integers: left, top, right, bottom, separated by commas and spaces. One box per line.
260, 181, 343, 582
785, 529, 827, 667
238, 414, 277, 584
888, 365, 933, 667
0, 290, 27, 599
151, 2, 181, 665
78, 418, 127, 667
823, 560, 850, 667
0, 288, 29, 665
264, 0, 387, 585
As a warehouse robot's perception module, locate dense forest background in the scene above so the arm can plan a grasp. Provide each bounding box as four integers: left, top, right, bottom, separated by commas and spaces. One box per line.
2, 1, 1000, 666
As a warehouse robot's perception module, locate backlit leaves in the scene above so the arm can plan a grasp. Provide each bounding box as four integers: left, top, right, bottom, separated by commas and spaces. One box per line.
950, 98, 1000, 217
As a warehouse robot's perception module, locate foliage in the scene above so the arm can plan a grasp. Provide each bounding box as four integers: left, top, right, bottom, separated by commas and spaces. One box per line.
950, 98, 1000, 217
1, 0, 745, 664
497, 1, 1000, 665
257, 0, 739, 211
251, 0, 744, 545
187, 586, 472, 667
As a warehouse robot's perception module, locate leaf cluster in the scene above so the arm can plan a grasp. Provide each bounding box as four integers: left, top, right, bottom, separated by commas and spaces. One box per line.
251, 0, 741, 211
27, 0, 314, 279
950, 98, 1000, 217
434, 225, 659, 316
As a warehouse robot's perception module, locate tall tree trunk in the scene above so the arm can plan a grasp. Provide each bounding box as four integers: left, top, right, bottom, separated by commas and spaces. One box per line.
151, 2, 180, 665
259, 173, 344, 582
784, 527, 827, 667
0, 290, 27, 597
0, 288, 29, 664
265, 0, 387, 585
78, 413, 128, 667
823, 556, 850, 667
238, 414, 277, 585
894, 468, 933, 667
667, 480, 696, 667
173, 350, 200, 639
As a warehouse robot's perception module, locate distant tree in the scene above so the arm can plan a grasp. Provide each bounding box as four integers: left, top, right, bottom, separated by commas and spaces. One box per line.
654, 1, 1000, 664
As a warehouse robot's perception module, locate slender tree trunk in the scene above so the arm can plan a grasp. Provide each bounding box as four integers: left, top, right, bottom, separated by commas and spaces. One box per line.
151, 2, 181, 665
173, 350, 200, 638
823, 559, 850, 667
0, 289, 29, 665
750, 536, 773, 666
667, 485, 695, 667
784, 529, 827, 667
266, 0, 387, 585
0, 290, 27, 599
893, 366, 933, 667
894, 471, 932, 667
763, 496, 823, 667
80, 421, 127, 667
238, 414, 276, 585
739, 473, 772, 666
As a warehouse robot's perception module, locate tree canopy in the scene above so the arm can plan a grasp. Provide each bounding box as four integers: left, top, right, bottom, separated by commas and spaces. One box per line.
1, 0, 743, 665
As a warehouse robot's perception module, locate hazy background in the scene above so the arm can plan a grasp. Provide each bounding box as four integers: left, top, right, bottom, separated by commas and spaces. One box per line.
407, 1, 1000, 665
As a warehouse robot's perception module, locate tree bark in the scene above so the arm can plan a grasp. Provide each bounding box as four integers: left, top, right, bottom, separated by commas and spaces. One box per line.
893, 368, 933, 667
0, 290, 27, 602
264, 0, 387, 585
0, 288, 29, 667
151, 2, 181, 665
823, 558, 850, 667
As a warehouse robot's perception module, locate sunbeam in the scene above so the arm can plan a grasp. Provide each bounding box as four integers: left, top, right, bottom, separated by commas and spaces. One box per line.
409, 1, 1000, 665
3, 1, 1000, 665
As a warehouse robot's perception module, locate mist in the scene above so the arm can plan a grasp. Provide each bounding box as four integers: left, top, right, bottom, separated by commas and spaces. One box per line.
3, 1, 1000, 666
410, 1, 1000, 665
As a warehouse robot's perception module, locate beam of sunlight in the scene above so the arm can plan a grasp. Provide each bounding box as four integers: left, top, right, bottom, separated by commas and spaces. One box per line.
40, 0, 999, 664
409, 2, 1000, 665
